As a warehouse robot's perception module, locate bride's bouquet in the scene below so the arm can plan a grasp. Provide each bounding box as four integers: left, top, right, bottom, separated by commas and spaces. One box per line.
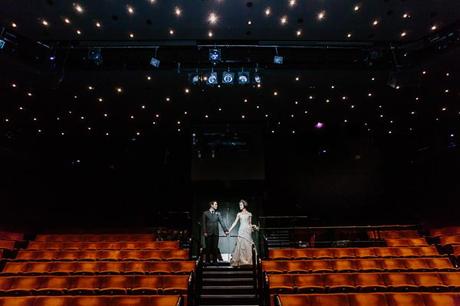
251, 224, 260, 232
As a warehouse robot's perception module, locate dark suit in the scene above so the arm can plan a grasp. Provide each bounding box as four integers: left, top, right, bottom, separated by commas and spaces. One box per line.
202, 210, 228, 263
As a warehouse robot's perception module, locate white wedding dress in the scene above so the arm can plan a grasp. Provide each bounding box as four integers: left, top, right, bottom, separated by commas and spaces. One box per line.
228, 211, 255, 267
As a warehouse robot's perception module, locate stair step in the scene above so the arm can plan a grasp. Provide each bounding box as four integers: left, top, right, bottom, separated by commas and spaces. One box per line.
203, 271, 254, 277
203, 277, 253, 285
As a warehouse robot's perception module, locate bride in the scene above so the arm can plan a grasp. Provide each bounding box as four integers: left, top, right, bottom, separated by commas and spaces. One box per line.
227, 200, 258, 267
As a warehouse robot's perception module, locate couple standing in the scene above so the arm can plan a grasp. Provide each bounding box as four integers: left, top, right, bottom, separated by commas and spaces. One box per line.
202, 200, 258, 267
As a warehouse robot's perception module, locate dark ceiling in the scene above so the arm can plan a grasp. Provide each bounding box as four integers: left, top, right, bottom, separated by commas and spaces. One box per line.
0, 1, 459, 146
1, 0, 459, 42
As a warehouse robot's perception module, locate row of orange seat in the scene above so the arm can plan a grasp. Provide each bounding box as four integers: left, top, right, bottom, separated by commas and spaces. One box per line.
430, 227, 460, 238
268, 272, 460, 293
0, 241, 17, 251
0, 275, 188, 295
440, 236, 460, 247
0, 232, 24, 242
274, 293, 460, 306
15, 250, 188, 261
26, 241, 179, 250
367, 230, 420, 240
269, 246, 440, 260
2, 261, 195, 275
0, 295, 181, 306
35, 234, 156, 242
262, 258, 454, 273
385, 238, 429, 247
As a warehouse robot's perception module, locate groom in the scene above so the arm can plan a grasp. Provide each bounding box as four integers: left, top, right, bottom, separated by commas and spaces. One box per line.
202, 201, 228, 264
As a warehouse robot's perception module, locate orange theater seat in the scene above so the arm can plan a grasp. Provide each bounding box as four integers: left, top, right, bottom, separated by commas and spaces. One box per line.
381, 259, 407, 271
356, 259, 384, 272
334, 248, 356, 259
413, 273, 446, 291
286, 261, 309, 273
386, 293, 425, 306
277, 294, 312, 306
269, 249, 292, 260
422, 293, 460, 306
0, 241, 16, 250
100, 275, 132, 294
173, 261, 195, 274
7, 277, 42, 295
97, 262, 124, 274
310, 260, 333, 273
293, 274, 324, 293
374, 247, 401, 258
0, 278, 14, 293
440, 273, 460, 289
68, 276, 101, 294
354, 248, 377, 258
354, 273, 386, 292
161, 275, 189, 294
427, 258, 454, 271
0, 297, 36, 306
3, 263, 27, 275
262, 261, 287, 273
291, 249, 313, 259
123, 262, 147, 274
333, 259, 358, 272
26, 262, 51, 275
33, 296, 69, 306
131, 276, 161, 294
382, 273, 418, 291
349, 293, 388, 306
268, 275, 294, 293
440, 236, 460, 247
309, 294, 349, 306
74, 262, 98, 274
36, 276, 70, 295
165, 249, 188, 260
49, 262, 75, 275
385, 238, 428, 247
324, 273, 355, 292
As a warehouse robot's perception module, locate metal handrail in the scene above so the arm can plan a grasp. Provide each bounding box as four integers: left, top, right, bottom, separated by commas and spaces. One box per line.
261, 224, 417, 230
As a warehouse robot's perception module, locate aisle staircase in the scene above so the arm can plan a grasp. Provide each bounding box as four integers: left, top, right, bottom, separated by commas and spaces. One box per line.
198, 262, 259, 306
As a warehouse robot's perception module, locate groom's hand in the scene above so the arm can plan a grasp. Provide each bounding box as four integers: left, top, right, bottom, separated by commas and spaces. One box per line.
204, 233, 208, 237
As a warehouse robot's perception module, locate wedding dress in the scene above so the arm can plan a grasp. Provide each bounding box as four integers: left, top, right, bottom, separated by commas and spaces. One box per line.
228, 211, 255, 267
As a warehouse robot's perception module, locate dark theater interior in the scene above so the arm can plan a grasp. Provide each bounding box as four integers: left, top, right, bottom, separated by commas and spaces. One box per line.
0, 1, 460, 305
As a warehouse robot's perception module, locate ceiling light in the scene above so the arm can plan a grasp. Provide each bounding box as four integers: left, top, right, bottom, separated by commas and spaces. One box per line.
127, 5, 134, 14
11, 22, 17, 28
208, 12, 218, 24
289, 0, 296, 7
95, 21, 101, 28
265, 7, 271, 16
73, 3, 84, 13
372, 19, 379, 26
296, 30, 302, 36
317, 11, 326, 20
280, 16, 288, 25
208, 31, 213, 37
41, 19, 49, 26
354, 5, 360, 11
274, 55, 284, 65
64, 18, 71, 24
175, 7, 182, 16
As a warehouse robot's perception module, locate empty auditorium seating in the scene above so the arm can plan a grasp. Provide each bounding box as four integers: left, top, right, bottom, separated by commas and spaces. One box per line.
267, 272, 460, 294
34, 234, 156, 242
262, 258, 454, 273
0, 295, 181, 306
274, 293, 460, 306
15, 249, 188, 261
0, 232, 24, 241
367, 230, 420, 240
430, 227, 460, 238
26, 241, 180, 250
0, 275, 188, 295
2, 261, 196, 275
385, 238, 429, 247
0, 240, 17, 250
440, 236, 460, 247
269, 246, 440, 260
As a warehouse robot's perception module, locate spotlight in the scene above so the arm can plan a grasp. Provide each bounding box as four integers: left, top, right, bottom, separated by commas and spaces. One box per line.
88, 48, 102, 65
238, 71, 250, 85
209, 48, 221, 63
189, 73, 201, 85
273, 55, 284, 65
150, 57, 160, 68
253, 73, 262, 84
206, 72, 218, 85
222, 71, 234, 84
0, 39, 5, 49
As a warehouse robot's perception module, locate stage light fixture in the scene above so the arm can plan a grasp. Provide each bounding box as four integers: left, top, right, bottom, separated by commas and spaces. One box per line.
150, 57, 160, 68
88, 48, 102, 65
189, 73, 201, 85
273, 55, 284, 65
222, 71, 234, 84
238, 71, 250, 85
207, 71, 218, 85
209, 48, 221, 63
253, 72, 262, 84
0, 39, 5, 49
